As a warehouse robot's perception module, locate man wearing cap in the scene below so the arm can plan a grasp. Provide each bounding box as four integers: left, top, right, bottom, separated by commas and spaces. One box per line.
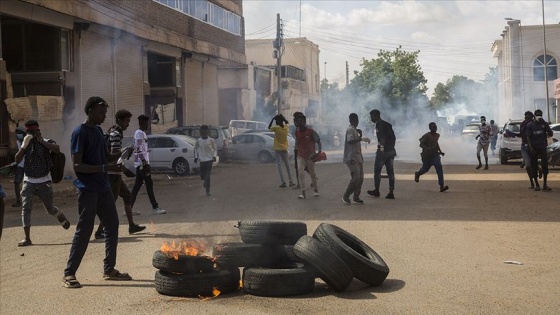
526, 109, 553, 191
14, 120, 70, 246
520, 111, 536, 188
475, 116, 492, 170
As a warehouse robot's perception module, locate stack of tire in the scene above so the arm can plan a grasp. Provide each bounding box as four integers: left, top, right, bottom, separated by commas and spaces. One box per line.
213, 220, 390, 297
153, 250, 240, 297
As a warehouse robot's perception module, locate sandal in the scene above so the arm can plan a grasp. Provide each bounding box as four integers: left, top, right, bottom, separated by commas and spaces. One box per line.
103, 269, 132, 281
63, 275, 82, 288
17, 239, 32, 247
57, 212, 70, 230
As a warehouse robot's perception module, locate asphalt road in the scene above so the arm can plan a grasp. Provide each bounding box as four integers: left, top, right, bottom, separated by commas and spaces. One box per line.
1, 153, 560, 315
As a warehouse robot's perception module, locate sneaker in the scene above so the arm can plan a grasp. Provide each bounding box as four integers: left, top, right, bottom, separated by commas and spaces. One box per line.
128, 224, 146, 234
414, 172, 419, 183
153, 207, 167, 215
534, 186, 541, 191
313, 190, 319, 197
484, 165, 489, 170
476, 164, 482, 170
440, 185, 449, 192
352, 198, 364, 204
298, 191, 306, 199
342, 196, 351, 205
367, 190, 380, 197
385, 192, 395, 199
542, 186, 552, 191
289, 182, 296, 188
520, 163, 525, 169
279, 183, 287, 188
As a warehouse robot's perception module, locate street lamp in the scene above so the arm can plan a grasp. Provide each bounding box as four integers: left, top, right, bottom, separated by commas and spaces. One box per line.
541, 0, 551, 122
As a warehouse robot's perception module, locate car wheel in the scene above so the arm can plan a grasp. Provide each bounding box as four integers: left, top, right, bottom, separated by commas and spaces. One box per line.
500, 149, 508, 165
258, 151, 273, 163
173, 158, 190, 176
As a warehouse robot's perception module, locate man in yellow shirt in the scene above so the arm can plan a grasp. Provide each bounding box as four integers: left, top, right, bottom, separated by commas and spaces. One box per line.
269, 114, 295, 188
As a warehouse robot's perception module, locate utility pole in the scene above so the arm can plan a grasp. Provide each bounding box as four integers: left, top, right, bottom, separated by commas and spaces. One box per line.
345, 61, 349, 86
541, 0, 551, 122
274, 14, 283, 115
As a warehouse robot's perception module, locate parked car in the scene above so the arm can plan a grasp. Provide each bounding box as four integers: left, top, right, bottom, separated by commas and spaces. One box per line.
123, 134, 218, 176
165, 125, 232, 161
461, 122, 481, 142
550, 123, 560, 142
229, 120, 268, 137
548, 140, 560, 168
230, 133, 280, 163
498, 120, 523, 164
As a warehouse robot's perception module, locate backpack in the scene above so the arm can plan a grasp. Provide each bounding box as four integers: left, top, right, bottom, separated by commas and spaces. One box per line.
46, 139, 66, 183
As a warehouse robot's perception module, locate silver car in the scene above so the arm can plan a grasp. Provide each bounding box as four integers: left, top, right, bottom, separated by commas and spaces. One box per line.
498, 120, 523, 164
231, 133, 294, 163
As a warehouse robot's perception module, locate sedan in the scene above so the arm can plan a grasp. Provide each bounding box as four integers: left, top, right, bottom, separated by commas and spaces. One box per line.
548, 140, 560, 168
230, 133, 292, 163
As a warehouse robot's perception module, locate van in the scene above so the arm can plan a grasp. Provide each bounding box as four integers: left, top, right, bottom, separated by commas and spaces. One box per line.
229, 120, 268, 137
165, 125, 232, 160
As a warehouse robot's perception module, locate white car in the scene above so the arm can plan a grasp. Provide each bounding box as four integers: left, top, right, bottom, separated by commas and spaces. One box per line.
123, 134, 218, 176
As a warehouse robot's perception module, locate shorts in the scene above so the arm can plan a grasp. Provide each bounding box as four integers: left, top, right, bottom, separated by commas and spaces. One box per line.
14, 166, 24, 184
109, 174, 132, 205
0, 184, 6, 198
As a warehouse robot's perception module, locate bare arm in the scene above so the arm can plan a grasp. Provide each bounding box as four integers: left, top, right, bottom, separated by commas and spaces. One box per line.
73, 151, 120, 173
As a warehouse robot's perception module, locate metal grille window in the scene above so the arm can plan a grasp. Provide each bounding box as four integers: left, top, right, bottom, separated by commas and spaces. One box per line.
533, 55, 557, 82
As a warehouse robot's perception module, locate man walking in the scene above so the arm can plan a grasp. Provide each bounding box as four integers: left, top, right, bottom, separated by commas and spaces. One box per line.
489, 119, 499, 156
130, 115, 166, 214
294, 113, 322, 199
94, 109, 145, 239
520, 111, 536, 189
64, 97, 132, 288
475, 116, 492, 170
367, 109, 397, 199
414, 122, 449, 192
14, 120, 70, 247
194, 125, 217, 196
269, 114, 295, 188
342, 113, 370, 205
526, 109, 553, 191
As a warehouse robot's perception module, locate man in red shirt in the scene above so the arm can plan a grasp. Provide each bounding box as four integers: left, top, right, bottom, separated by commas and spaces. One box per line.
294, 113, 322, 199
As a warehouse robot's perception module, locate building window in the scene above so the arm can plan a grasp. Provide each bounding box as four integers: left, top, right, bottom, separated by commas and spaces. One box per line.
154, 0, 241, 35
533, 54, 557, 81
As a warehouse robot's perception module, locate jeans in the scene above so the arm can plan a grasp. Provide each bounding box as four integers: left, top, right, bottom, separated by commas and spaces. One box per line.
21, 181, 60, 227
64, 190, 119, 276
374, 150, 395, 190
199, 161, 213, 193
130, 166, 158, 209
417, 155, 444, 186
344, 161, 364, 199
275, 150, 293, 184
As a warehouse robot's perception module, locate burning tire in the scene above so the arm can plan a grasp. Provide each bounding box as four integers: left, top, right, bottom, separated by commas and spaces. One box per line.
152, 250, 215, 274
238, 220, 307, 245
293, 235, 353, 292
213, 242, 298, 268
242, 264, 315, 297
154, 268, 240, 297
313, 223, 389, 286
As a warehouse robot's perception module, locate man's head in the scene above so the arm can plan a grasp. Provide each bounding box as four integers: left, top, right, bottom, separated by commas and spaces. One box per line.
15, 126, 26, 141
490, 120, 495, 125
275, 114, 286, 127
200, 124, 209, 138
115, 109, 132, 130
534, 109, 543, 120
349, 113, 359, 127
294, 113, 306, 128
480, 116, 486, 124
85, 96, 109, 125
24, 120, 40, 135
429, 122, 437, 133
138, 114, 150, 131
524, 111, 534, 121
370, 109, 381, 123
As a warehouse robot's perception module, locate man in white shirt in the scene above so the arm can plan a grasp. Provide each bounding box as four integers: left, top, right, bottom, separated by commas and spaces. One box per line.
130, 115, 166, 215
194, 125, 217, 196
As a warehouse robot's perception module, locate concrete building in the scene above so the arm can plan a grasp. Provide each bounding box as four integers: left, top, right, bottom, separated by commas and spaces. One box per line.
0, 0, 246, 163
492, 20, 560, 125
245, 37, 321, 124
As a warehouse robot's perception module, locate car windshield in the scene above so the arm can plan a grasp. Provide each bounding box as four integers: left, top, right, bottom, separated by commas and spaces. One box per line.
507, 123, 521, 133
464, 125, 480, 131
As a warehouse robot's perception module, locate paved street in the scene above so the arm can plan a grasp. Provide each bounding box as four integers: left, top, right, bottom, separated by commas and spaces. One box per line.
1, 153, 560, 314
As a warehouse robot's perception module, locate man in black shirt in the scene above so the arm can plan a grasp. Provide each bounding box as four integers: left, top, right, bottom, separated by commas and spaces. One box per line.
367, 109, 397, 199
526, 109, 553, 191
414, 122, 448, 192
519, 111, 535, 189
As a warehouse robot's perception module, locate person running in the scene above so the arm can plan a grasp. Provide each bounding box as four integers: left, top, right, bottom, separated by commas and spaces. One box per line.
367, 109, 397, 199
526, 109, 553, 191
194, 125, 217, 196
12, 127, 25, 207
269, 114, 295, 188
520, 111, 536, 189
294, 113, 322, 199
14, 120, 70, 247
130, 115, 166, 215
64, 97, 132, 288
94, 109, 145, 239
475, 116, 492, 170
489, 119, 499, 156
342, 113, 370, 205
414, 122, 449, 192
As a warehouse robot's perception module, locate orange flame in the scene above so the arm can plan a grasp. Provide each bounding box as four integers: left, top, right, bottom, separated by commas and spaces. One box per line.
160, 240, 208, 260
198, 287, 221, 301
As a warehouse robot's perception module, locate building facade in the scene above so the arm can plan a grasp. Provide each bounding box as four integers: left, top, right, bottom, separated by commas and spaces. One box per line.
0, 0, 247, 162
492, 20, 560, 124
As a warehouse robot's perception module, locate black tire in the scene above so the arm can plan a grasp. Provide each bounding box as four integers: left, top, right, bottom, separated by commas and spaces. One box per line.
238, 220, 307, 245
213, 242, 298, 268
152, 250, 215, 274
154, 268, 240, 297
313, 223, 389, 286
258, 151, 272, 163
293, 235, 353, 292
500, 149, 508, 165
173, 158, 190, 176
242, 264, 315, 297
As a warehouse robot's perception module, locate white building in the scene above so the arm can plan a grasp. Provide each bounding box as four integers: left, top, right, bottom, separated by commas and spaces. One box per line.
492, 20, 560, 124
